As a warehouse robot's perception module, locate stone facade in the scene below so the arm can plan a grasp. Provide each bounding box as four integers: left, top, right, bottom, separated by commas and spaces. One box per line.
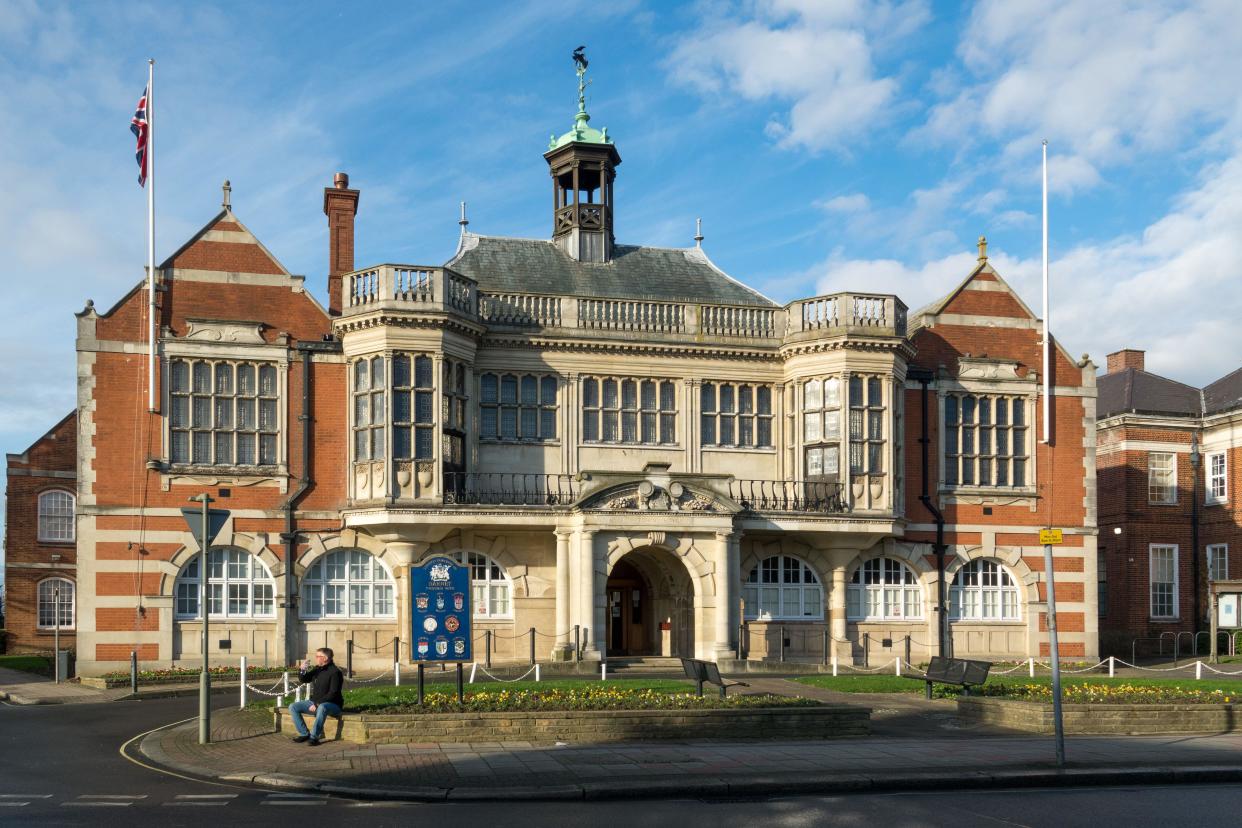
4, 79, 1099, 675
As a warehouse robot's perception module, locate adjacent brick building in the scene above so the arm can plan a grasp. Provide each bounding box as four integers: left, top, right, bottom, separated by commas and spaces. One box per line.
3, 67, 1099, 674
1097, 350, 1242, 656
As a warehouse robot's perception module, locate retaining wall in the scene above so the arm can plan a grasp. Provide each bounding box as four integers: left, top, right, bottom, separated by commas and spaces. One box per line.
958, 697, 1240, 734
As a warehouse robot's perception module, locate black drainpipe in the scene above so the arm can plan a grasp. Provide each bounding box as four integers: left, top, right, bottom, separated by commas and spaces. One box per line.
909, 367, 948, 657
280, 340, 339, 662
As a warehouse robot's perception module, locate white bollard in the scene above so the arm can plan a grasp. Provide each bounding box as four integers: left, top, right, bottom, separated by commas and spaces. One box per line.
535, 663, 541, 682
239, 656, 248, 709
1196, 660, 1203, 680
394, 662, 401, 686
276, 694, 283, 709
895, 658, 902, 676
601, 663, 607, 681
1029, 657, 1035, 678
1109, 656, 1115, 678
831, 655, 838, 677
283, 670, 290, 696
469, 662, 478, 684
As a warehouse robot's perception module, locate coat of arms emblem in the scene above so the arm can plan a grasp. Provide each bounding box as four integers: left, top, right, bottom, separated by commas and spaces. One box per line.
417, 638, 429, 656
444, 615, 460, 633
415, 593, 429, 611
435, 637, 449, 656
453, 592, 464, 611
453, 638, 466, 655
430, 562, 451, 583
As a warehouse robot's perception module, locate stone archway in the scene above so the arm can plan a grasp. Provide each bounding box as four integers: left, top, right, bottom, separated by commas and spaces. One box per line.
606, 546, 696, 658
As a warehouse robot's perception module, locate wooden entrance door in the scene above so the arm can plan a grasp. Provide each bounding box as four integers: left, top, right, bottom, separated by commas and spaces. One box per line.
606, 561, 649, 656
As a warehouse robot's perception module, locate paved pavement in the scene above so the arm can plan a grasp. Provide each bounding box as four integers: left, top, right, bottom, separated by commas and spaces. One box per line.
135, 677, 1242, 801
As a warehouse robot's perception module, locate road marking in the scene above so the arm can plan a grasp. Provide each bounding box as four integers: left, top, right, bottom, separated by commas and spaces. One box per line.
64, 795, 148, 807
165, 793, 238, 806
0, 795, 52, 799
174, 794, 237, 799
262, 793, 329, 805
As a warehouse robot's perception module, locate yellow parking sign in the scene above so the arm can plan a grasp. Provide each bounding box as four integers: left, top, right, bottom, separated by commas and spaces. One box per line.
1039, 529, 1063, 545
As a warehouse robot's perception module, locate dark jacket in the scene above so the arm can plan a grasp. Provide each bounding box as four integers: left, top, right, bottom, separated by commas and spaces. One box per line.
298, 661, 344, 707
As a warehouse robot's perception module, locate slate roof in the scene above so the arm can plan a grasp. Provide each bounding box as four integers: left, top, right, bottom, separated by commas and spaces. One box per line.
446, 233, 776, 307
1205, 367, 1242, 415
1097, 368, 1203, 418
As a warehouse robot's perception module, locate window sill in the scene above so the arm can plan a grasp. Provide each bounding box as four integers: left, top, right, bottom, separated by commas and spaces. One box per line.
948, 619, 1024, 625
165, 463, 284, 477
701, 445, 777, 453
36, 539, 77, 546
301, 617, 399, 623
941, 486, 1037, 497
847, 618, 926, 624
743, 617, 825, 623
1146, 500, 1179, 507
582, 442, 682, 450
478, 439, 562, 447
36, 628, 77, 634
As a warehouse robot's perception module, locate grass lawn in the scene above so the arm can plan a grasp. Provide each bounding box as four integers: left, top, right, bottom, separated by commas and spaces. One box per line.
0, 655, 53, 677
796, 673, 1242, 696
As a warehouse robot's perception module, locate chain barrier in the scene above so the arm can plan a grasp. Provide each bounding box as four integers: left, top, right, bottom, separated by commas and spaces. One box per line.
1112, 659, 1197, 673
346, 668, 396, 684
471, 664, 538, 683
989, 662, 1031, 675
1201, 664, 1242, 676
532, 630, 571, 639
350, 637, 399, 653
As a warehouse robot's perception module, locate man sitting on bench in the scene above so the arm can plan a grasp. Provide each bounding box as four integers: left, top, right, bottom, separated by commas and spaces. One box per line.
289, 647, 344, 746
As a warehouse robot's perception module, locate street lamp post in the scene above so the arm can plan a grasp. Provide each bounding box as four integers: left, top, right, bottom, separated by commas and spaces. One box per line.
53, 583, 61, 684
1190, 435, 1202, 636
181, 495, 229, 746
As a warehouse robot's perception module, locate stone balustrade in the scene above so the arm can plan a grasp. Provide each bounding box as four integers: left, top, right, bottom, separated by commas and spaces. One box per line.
342, 265, 905, 342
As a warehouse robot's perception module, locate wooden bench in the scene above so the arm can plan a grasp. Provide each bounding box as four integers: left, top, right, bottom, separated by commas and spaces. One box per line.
911, 655, 992, 699
680, 657, 749, 698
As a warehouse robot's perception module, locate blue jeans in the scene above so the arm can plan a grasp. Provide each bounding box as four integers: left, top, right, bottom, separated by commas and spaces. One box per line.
288, 699, 342, 740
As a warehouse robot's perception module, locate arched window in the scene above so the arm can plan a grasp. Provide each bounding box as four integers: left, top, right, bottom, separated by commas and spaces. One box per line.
847, 558, 923, 620
37, 578, 75, 629
742, 555, 823, 620
301, 550, 396, 619
950, 559, 1021, 621
461, 552, 511, 619
38, 490, 75, 542
174, 549, 276, 619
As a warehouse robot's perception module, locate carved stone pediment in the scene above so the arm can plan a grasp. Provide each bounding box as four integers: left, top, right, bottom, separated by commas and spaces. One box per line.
957, 357, 1022, 380
585, 480, 723, 513
184, 318, 266, 344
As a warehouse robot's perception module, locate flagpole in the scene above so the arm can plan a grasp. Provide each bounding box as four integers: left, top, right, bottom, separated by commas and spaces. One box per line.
1041, 139, 1049, 444
147, 58, 157, 413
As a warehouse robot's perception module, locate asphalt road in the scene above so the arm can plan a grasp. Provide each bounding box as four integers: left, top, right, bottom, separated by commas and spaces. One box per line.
3, 693, 1242, 826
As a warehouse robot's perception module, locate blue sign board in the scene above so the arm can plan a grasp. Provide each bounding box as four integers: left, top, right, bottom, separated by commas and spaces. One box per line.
409, 556, 472, 662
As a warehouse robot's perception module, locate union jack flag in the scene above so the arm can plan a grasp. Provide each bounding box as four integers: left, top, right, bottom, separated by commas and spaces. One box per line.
131, 86, 149, 186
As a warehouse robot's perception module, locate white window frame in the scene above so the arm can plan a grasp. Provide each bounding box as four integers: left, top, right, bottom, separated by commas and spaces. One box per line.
459, 551, 513, 619
174, 549, 278, 620
700, 382, 774, 448
581, 377, 677, 445
1148, 452, 1177, 505
36, 577, 75, 629
742, 555, 824, 621
802, 376, 842, 480
846, 558, 923, 621
1207, 544, 1229, 583
1149, 544, 1179, 619
353, 355, 389, 463
1207, 451, 1227, 504
169, 358, 280, 467
300, 550, 397, 620
949, 559, 1021, 622
943, 393, 1030, 489
479, 372, 558, 442
37, 489, 75, 543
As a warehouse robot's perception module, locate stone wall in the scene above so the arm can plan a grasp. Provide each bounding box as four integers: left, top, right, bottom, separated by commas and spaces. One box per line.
279, 704, 869, 744
958, 697, 1240, 734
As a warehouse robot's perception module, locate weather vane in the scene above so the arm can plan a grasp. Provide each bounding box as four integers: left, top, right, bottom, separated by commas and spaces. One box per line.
572, 46, 590, 115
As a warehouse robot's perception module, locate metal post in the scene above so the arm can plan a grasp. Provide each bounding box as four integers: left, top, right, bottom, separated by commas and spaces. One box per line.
264, 639, 269, 669
823, 629, 829, 666
1044, 541, 1066, 766
196, 495, 213, 745
346, 639, 354, 678
1210, 587, 1219, 664
485, 630, 493, 668
240, 656, 248, 709
456, 663, 464, 703
574, 625, 581, 663
393, 637, 399, 667
394, 661, 401, 686
130, 650, 138, 694
737, 617, 745, 661
1108, 655, 1115, 677
864, 633, 870, 666
779, 625, 786, 663
53, 584, 61, 684
417, 663, 425, 705
530, 627, 536, 665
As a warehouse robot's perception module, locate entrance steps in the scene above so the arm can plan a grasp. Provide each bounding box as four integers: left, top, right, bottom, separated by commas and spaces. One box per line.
604, 656, 684, 675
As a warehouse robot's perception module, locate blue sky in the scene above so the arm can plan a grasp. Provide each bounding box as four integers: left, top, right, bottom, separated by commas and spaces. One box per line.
2, 1, 1240, 562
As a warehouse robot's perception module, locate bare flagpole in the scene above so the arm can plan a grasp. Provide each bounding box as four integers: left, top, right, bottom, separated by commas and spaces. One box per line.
1041, 139, 1049, 444
147, 58, 157, 412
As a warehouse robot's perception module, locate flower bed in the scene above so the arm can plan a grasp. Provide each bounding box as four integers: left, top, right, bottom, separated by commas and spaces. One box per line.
81, 665, 287, 689
957, 684, 1240, 735
352, 686, 821, 714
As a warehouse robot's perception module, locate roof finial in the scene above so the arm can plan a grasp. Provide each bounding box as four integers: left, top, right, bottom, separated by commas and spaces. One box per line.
222, 180, 231, 210
977, 234, 988, 263
694, 217, 704, 248
459, 201, 469, 232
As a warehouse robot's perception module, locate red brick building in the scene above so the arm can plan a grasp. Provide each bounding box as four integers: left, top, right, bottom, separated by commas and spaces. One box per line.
4, 412, 78, 653
3, 75, 1099, 674
1097, 349, 1242, 656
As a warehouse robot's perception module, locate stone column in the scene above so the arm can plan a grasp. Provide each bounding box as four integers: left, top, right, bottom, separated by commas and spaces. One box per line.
554, 530, 573, 660
830, 564, 848, 644
714, 531, 738, 659
578, 529, 602, 660
385, 541, 426, 665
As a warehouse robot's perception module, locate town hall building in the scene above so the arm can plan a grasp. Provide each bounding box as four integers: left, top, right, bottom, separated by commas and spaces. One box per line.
4, 66, 1100, 674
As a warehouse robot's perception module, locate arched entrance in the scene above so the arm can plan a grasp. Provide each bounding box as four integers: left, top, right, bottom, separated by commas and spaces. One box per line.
605, 547, 694, 658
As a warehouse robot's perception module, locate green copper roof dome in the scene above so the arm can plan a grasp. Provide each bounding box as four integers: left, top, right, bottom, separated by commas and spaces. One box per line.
548, 48, 612, 150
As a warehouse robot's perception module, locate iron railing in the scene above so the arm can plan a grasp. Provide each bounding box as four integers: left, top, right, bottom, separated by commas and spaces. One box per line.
728, 479, 849, 513
442, 472, 578, 506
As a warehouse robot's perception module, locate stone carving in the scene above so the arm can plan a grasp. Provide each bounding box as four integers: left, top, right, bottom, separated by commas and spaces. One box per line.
591, 482, 718, 512
184, 318, 265, 344
958, 357, 1021, 380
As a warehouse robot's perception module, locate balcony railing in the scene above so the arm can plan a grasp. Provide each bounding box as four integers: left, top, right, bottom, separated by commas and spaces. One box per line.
728, 479, 849, 514
344, 265, 478, 316
788, 293, 907, 337
442, 472, 579, 507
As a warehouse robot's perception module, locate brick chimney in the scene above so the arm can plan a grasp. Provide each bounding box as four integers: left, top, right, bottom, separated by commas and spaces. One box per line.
323, 172, 360, 316
1106, 348, 1145, 374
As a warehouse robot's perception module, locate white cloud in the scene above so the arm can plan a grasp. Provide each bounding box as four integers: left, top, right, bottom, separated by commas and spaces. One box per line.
928, 1, 1242, 179
669, 1, 928, 151
811, 148, 1242, 385
817, 193, 870, 213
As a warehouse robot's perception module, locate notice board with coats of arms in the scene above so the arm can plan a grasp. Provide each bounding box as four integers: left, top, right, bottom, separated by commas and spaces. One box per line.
409, 556, 473, 662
